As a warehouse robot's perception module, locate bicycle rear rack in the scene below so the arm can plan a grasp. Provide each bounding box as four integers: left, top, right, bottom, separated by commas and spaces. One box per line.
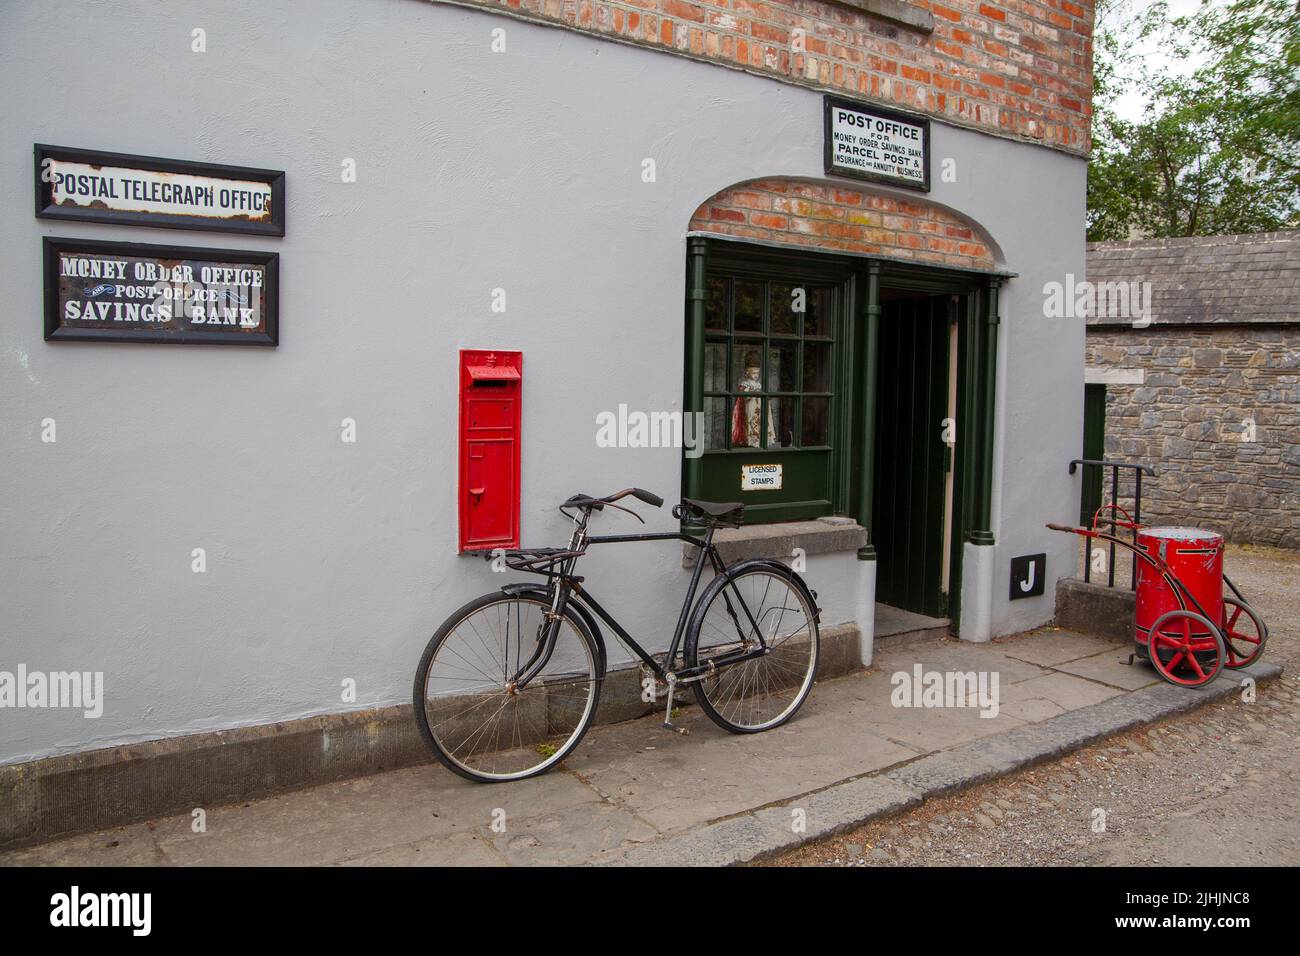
492, 547, 583, 576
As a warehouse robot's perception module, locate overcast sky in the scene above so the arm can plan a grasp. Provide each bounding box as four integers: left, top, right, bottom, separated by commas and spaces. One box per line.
1107, 0, 1218, 122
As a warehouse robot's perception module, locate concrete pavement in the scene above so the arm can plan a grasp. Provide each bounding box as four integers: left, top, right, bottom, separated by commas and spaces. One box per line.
0, 627, 1280, 866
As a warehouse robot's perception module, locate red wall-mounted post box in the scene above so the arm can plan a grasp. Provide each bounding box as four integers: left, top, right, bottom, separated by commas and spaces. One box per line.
458, 349, 522, 552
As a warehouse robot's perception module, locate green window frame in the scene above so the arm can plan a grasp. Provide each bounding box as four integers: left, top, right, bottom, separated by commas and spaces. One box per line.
685, 239, 857, 525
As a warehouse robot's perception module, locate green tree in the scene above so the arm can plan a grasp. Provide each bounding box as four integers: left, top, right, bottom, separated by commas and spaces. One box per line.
1087, 0, 1300, 241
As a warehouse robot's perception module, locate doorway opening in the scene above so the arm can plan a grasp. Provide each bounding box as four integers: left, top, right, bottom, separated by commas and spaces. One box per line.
1080, 383, 1106, 524
872, 290, 959, 620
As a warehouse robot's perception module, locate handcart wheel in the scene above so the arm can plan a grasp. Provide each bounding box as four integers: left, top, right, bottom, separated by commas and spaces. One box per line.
1221, 597, 1267, 669
1147, 610, 1225, 687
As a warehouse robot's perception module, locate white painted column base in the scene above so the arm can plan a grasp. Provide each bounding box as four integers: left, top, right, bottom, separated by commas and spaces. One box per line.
959, 542, 995, 643
855, 558, 878, 666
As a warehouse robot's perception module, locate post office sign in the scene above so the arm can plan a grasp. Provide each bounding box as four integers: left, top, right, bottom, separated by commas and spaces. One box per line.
823, 96, 930, 192
34, 145, 285, 236
44, 237, 278, 346
740, 463, 783, 491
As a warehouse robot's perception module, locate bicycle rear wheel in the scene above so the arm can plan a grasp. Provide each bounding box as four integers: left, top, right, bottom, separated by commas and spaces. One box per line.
685, 564, 819, 733
413, 592, 601, 782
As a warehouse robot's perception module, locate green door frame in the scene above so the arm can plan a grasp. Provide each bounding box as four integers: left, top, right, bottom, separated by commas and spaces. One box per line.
685, 237, 1006, 634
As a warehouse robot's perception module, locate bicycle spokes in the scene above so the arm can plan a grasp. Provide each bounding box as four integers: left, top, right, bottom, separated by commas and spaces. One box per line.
690, 568, 818, 732
418, 596, 598, 781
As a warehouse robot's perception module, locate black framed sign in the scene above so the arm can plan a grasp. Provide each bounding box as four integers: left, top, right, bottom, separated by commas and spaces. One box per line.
34, 144, 285, 236
823, 96, 930, 192
1009, 553, 1047, 600
44, 237, 279, 346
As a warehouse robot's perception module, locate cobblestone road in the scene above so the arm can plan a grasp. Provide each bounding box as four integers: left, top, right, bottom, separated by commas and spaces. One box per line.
768, 546, 1299, 867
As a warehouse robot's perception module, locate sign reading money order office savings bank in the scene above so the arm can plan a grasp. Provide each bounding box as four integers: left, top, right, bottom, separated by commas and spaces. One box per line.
823, 96, 930, 192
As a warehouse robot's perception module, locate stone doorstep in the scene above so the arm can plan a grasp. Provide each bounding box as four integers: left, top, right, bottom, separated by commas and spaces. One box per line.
873, 604, 951, 650
0, 623, 863, 851
610, 659, 1285, 866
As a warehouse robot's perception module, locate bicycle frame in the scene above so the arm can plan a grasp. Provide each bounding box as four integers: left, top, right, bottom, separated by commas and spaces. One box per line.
503, 515, 774, 693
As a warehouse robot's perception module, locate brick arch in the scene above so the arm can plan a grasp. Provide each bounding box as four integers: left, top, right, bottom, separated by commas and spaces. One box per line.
689, 179, 996, 272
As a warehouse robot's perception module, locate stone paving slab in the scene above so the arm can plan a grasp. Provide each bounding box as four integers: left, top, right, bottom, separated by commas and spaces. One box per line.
333, 831, 504, 867
0, 629, 1280, 868
998, 672, 1123, 722
565, 677, 923, 832
995, 629, 1123, 667
873, 638, 1049, 685
1051, 648, 1162, 691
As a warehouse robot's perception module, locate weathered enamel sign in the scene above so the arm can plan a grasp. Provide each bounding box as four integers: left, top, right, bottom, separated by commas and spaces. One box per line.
34, 145, 285, 236
824, 96, 930, 192
44, 237, 279, 346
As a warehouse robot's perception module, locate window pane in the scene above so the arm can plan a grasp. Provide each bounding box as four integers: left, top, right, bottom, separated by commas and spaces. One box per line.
767, 341, 797, 392
704, 340, 727, 392
733, 344, 764, 394
807, 287, 834, 337
731, 395, 762, 448
768, 397, 795, 448
703, 397, 728, 450
769, 283, 800, 335
803, 341, 833, 393
802, 396, 829, 446
733, 279, 764, 333
705, 277, 727, 332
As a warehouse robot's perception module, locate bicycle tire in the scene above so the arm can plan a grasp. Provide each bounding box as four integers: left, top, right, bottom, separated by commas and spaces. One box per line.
413, 591, 603, 782
684, 563, 819, 734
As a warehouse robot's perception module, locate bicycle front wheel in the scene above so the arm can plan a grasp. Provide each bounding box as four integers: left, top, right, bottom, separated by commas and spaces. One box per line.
413, 592, 601, 782
685, 564, 819, 733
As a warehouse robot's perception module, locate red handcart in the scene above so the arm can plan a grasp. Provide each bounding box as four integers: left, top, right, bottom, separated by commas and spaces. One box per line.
1048, 507, 1268, 687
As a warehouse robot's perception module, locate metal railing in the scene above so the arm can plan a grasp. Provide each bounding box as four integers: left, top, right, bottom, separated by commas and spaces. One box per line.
1069, 458, 1156, 590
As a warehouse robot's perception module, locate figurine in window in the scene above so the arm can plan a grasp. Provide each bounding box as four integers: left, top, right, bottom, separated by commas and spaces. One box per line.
731, 351, 774, 447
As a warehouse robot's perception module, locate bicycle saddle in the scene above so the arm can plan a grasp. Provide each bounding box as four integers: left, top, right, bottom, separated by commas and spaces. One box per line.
675, 498, 744, 528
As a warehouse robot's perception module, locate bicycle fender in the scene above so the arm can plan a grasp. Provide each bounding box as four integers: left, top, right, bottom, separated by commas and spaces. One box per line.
718, 558, 821, 622
498, 583, 608, 674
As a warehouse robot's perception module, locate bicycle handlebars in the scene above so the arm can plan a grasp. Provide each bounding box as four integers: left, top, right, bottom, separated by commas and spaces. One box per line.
562, 487, 663, 512
620, 488, 665, 508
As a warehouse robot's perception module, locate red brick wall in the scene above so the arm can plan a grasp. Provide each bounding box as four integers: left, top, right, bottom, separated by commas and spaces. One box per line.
690, 179, 996, 269
447, 0, 1094, 154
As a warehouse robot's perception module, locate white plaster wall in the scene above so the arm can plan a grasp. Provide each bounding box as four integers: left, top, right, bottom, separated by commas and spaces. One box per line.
0, 0, 1084, 763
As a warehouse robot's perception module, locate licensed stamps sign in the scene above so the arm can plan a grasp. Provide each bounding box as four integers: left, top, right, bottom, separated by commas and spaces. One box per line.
823, 96, 930, 192
740, 463, 783, 491
34, 145, 285, 236
44, 237, 279, 346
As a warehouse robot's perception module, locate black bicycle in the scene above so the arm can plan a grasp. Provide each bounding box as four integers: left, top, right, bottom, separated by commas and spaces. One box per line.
413, 489, 822, 782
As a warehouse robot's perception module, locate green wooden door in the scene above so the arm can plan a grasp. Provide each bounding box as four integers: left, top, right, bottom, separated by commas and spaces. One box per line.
873, 295, 951, 618
1080, 383, 1106, 525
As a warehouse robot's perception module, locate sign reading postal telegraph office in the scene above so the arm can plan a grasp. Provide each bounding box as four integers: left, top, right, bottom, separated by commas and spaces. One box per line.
44, 237, 279, 346
34, 145, 285, 236
824, 96, 930, 192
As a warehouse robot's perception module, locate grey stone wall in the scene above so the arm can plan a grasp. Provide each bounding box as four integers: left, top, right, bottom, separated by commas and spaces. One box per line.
1086, 326, 1300, 549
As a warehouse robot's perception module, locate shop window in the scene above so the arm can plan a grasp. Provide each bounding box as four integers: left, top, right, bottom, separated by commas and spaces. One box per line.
688, 247, 850, 524
702, 276, 836, 453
